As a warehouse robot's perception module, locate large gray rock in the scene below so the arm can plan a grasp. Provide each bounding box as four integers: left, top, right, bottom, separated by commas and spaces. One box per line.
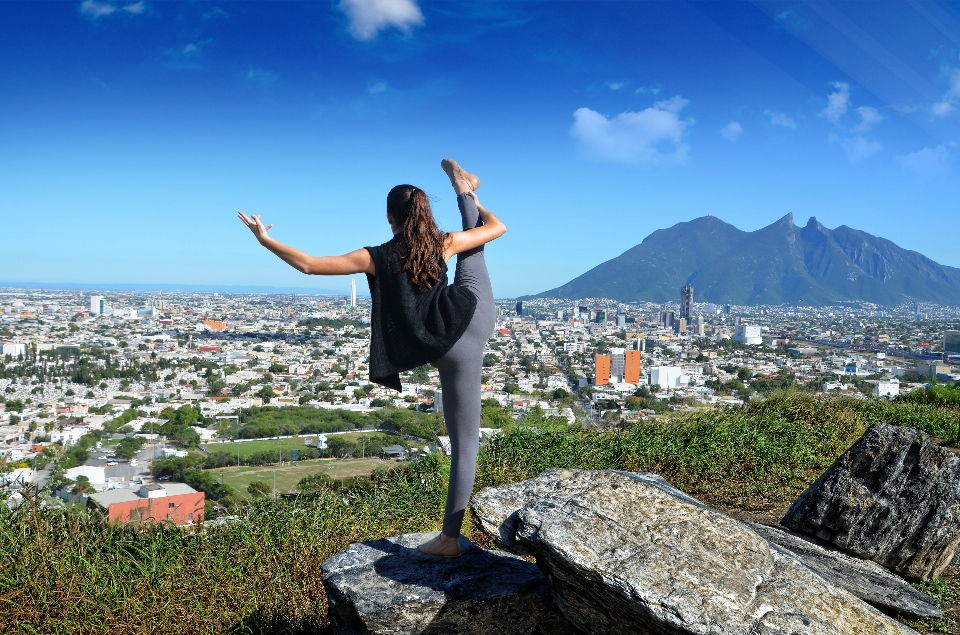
321, 532, 578, 635
473, 469, 919, 635
746, 522, 941, 620
782, 423, 960, 579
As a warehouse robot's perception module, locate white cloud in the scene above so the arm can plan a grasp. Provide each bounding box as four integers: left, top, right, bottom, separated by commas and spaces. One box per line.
851, 106, 884, 133
720, 121, 742, 141
821, 81, 850, 122
338, 0, 423, 41
80, 0, 116, 17
570, 96, 693, 166
79, 0, 145, 18
895, 144, 954, 176
841, 136, 882, 163
606, 81, 625, 91
635, 86, 661, 95
367, 81, 387, 95
932, 69, 960, 118
246, 68, 279, 86
766, 111, 797, 129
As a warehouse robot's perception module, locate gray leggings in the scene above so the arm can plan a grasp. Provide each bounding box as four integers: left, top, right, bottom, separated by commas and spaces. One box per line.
432, 192, 496, 537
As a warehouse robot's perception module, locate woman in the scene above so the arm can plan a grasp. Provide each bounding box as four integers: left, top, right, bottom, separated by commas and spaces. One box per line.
238, 159, 505, 558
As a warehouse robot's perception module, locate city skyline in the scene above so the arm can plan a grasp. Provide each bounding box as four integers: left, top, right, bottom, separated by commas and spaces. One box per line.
2, 1, 959, 298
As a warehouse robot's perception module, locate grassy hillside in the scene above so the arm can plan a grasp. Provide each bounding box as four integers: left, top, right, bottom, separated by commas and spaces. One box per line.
3, 392, 960, 634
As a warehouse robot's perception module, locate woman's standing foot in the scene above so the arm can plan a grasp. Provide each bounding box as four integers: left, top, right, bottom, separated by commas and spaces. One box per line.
417, 532, 462, 558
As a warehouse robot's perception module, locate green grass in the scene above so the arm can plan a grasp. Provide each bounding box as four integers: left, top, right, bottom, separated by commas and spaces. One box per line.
5, 392, 960, 634
217, 457, 392, 498
201, 433, 382, 460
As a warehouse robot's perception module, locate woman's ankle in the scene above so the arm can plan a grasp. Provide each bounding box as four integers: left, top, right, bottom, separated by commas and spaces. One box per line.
439, 532, 457, 542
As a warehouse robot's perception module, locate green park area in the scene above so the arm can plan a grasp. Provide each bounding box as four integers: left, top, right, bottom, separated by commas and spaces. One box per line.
213, 457, 391, 499
201, 431, 403, 462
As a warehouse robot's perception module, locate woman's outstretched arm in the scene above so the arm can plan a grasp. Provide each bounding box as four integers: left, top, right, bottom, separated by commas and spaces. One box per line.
444, 192, 506, 260
238, 212, 374, 275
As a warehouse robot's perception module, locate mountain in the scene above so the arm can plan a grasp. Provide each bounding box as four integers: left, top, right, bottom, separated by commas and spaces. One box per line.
533, 214, 960, 306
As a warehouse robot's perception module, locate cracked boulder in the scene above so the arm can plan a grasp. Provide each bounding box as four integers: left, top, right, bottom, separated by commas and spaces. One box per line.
782, 423, 960, 580
321, 532, 578, 635
473, 469, 919, 635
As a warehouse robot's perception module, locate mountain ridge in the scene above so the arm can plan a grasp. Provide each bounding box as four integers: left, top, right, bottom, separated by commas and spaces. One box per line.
531, 215, 960, 306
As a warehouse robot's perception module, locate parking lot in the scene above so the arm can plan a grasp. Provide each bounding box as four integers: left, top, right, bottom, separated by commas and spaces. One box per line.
84, 443, 160, 485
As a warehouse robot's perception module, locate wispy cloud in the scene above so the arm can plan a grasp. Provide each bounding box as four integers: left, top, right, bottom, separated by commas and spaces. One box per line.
895, 144, 954, 176
851, 106, 884, 133
720, 121, 742, 141
765, 111, 797, 129
932, 68, 960, 118
246, 68, 279, 86
841, 136, 882, 163
570, 96, 694, 166
821, 81, 850, 122
634, 86, 661, 95
162, 39, 212, 70
605, 81, 626, 91
338, 0, 424, 41
79, 0, 145, 18
367, 81, 387, 95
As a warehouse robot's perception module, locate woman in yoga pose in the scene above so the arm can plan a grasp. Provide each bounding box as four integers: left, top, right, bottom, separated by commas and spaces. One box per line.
238, 159, 504, 557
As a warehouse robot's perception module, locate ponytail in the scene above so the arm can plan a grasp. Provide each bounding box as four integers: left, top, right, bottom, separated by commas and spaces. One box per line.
387, 185, 446, 288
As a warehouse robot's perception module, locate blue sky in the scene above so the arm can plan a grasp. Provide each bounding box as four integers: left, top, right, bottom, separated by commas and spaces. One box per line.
2, 1, 959, 298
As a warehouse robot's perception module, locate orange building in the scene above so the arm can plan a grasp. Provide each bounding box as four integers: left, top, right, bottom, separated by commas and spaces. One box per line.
625, 350, 642, 384
203, 319, 227, 331
88, 483, 204, 526
595, 354, 611, 386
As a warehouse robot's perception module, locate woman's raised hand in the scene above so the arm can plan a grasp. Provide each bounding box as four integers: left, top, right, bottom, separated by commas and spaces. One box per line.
238, 211, 273, 243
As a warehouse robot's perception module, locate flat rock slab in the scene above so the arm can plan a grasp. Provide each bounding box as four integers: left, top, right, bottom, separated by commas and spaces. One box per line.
321, 532, 579, 635
747, 522, 941, 620
474, 469, 919, 635
782, 423, 960, 580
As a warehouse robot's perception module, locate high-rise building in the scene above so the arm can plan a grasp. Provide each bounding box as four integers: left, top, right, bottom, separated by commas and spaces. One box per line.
624, 349, 641, 384
594, 354, 611, 386
90, 295, 103, 315
516, 301, 523, 316
693, 315, 705, 336
944, 331, 960, 355
680, 285, 694, 321
674, 317, 686, 334
659, 310, 674, 329
723, 304, 731, 316
616, 314, 626, 328
350, 279, 357, 308
610, 348, 626, 382
733, 324, 762, 345
594, 310, 606, 324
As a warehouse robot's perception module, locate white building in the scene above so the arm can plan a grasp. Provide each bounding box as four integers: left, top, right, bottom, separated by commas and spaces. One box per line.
733, 324, 762, 345
874, 378, 900, 398
1, 342, 26, 357
649, 366, 686, 390
89, 295, 106, 315
64, 465, 106, 486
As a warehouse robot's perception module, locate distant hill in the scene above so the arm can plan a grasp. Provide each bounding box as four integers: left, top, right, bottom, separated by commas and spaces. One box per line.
532, 214, 960, 306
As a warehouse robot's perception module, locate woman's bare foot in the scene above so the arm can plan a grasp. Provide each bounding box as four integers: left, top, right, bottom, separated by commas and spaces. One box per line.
441, 158, 480, 194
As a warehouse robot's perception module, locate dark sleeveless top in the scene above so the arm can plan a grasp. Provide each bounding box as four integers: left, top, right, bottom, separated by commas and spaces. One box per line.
365, 236, 477, 391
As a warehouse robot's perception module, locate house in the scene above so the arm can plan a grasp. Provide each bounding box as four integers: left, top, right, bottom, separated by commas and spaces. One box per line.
381, 445, 408, 460
87, 483, 204, 526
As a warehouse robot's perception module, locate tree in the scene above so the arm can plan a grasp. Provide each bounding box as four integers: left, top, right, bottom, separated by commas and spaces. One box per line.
173, 427, 201, 448
257, 384, 274, 403
115, 436, 145, 461
247, 480, 272, 498
296, 473, 335, 496
71, 475, 94, 497
482, 353, 498, 367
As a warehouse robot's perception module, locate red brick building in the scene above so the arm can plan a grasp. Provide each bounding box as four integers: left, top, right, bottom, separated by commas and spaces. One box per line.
88, 483, 204, 526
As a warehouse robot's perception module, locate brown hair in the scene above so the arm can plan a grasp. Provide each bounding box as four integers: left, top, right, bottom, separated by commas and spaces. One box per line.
387, 185, 447, 288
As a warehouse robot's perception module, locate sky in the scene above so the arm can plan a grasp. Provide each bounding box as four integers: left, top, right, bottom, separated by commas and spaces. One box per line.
2, 0, 959, 298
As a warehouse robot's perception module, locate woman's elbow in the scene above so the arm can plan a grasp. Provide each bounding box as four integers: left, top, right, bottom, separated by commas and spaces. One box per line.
496, 222, 507, 238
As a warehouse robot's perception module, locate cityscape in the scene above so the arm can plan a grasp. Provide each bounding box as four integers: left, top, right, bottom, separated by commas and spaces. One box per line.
3, 283, 959, 520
